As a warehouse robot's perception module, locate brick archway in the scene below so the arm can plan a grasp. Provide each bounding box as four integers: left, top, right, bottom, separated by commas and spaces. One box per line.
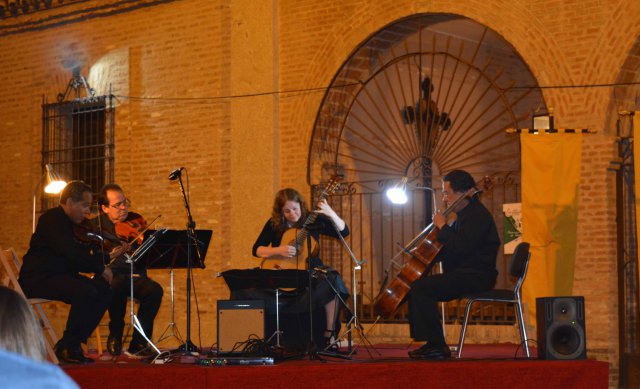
308, 14, 546, 188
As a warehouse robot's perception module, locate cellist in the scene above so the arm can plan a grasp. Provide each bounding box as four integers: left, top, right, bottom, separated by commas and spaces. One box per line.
408, 170, 500, 360
93, 184, 163, 357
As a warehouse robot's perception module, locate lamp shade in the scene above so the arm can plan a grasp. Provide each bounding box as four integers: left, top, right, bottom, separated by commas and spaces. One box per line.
43, 164, 67, 194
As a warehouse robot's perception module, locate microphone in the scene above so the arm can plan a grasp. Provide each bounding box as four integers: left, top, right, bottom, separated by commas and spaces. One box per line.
168, 167, 184, 181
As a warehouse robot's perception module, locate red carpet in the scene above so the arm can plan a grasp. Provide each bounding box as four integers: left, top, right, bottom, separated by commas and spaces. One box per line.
63, 344, 609, 389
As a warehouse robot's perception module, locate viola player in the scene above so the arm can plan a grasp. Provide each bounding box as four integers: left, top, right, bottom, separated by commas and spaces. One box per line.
407, 170, 500, 360
19, 181, 123, 364
93, 184, 163, 357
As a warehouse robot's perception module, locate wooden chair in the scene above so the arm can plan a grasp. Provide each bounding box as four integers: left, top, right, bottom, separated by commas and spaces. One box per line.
0, 247, 60, 364
455, 242, 532, 358
87, 316, 106, 355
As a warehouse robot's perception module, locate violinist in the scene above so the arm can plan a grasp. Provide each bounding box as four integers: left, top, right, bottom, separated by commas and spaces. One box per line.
19, 181, 125, 364
93, 184, 163, 357
407, 170, 500, 360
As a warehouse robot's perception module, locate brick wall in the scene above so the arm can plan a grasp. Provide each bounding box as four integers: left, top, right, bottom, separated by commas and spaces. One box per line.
1, 1, 639, 386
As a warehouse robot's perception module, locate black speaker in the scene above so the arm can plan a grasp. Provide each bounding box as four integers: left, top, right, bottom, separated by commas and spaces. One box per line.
217, 300, 265, 353
536, 296, 586, 360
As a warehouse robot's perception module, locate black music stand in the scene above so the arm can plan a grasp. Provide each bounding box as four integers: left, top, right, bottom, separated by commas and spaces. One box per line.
139, 229, 212, 348
141, 229, 212, 270
221, 269, 308, 291
220, 269, 309, 352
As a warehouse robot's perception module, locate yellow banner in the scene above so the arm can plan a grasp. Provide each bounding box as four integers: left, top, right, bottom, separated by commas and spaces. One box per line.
521, 132, 582, 323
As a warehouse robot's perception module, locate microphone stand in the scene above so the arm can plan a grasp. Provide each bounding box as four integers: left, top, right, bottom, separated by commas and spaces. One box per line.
324, 219, 380, 358
171, 169, 202, 355
306, 234, 319, 360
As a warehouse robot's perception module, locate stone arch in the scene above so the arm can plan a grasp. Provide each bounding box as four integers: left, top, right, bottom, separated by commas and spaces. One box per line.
598, 1, 640, 133
307, 13, 547, 188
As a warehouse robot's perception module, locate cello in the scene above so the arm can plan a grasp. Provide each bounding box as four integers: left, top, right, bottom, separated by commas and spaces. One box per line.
373, 177, 491, 317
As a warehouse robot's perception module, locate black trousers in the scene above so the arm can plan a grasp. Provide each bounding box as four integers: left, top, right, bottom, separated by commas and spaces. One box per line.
20, 273, 112, 348
408, 269, 496, 344
108, 273, 163, 347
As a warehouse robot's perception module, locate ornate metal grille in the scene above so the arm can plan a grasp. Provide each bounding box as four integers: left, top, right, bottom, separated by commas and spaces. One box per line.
307, 14, 544, 325
40, 94, 115, 211
615, 115, 640, 356
313, 172, 521, 324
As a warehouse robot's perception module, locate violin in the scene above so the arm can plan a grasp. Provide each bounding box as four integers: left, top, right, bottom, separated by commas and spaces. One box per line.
114, 213, 148, 245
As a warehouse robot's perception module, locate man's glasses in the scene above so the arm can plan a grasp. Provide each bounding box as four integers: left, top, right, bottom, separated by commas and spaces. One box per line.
109, 198, 131, 209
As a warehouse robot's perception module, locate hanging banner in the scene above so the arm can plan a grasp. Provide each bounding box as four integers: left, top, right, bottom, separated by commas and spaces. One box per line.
521, 131, 582, 324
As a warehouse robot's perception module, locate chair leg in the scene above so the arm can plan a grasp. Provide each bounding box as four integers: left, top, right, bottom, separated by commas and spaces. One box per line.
44, 339, 59, 364
33, 304, 59, 364
457, 299, 475, 358
514, 301, 530, 358
94, 326, 103, 355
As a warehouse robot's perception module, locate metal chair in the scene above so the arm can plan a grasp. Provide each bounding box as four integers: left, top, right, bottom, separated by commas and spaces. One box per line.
0, 247, 60, 364
456, 241, 531, 358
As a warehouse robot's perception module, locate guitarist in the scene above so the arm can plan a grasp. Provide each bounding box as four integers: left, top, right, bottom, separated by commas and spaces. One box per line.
252, 188, 350, 349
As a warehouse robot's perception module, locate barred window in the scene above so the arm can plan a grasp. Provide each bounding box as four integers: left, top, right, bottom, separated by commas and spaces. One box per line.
40, 95, 115, 211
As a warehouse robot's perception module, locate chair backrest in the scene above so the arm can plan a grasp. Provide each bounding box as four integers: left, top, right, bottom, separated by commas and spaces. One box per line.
508, 242, 531, 294
0, 247, 27, 298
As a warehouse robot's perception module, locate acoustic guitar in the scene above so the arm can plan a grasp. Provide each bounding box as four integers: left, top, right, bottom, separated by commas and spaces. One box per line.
260, 176, 341, 270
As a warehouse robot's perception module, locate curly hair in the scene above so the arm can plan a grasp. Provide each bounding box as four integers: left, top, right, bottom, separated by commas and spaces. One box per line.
270, 188, 309, 233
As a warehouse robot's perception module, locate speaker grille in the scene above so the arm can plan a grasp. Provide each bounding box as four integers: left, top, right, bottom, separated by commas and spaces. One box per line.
552, 298, 577, 322
549, 324, 582, 356
536, 296, 586, 360
217, 300, 265, 353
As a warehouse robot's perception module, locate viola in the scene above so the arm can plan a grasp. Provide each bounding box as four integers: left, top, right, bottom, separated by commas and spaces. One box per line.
73, 219, 123, 252
373, 176, 493, 317
115, 214, 148, 245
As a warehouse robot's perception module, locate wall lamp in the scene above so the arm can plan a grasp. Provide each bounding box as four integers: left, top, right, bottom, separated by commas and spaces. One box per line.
385, 176, 437, 212
32, 164, 67, 232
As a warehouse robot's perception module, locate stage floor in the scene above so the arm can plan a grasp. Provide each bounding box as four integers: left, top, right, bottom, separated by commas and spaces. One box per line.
63, 343, 610, 389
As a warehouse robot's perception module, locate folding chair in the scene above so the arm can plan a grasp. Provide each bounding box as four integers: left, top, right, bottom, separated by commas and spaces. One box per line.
456, 242, 531, 358
0, 247, 60, 364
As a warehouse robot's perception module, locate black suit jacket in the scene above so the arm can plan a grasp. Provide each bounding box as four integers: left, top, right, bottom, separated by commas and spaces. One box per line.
19, 206, 106, 285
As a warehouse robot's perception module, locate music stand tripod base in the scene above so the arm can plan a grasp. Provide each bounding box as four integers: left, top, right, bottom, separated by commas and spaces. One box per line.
156, 269, 184, 346
123, 230, 167, 360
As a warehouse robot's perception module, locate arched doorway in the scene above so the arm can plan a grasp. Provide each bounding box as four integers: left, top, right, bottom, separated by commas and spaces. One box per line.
309, 14, 547, 323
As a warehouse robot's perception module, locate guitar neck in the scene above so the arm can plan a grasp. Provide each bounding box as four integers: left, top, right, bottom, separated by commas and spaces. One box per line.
295, 213, 318, 246
293, 175, 339, 246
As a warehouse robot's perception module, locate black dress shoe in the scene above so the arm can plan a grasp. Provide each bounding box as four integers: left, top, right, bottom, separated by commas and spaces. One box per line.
408, 343, 451, 360
107, 334, 123, 356
408, 342, 441, 357
408, 343, 434, 357
55, 344, 94, 364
